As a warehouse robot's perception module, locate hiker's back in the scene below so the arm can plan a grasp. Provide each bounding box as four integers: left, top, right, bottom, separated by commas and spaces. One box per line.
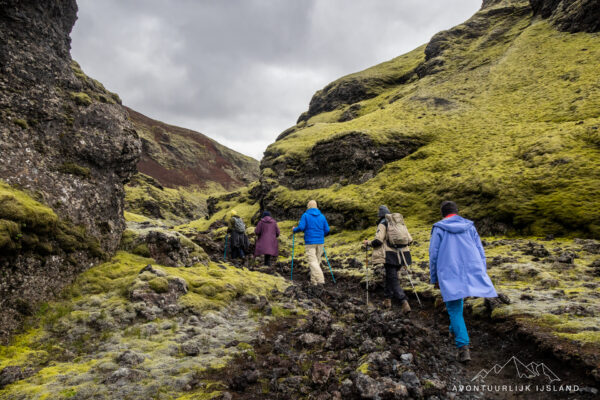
385, 213, 412, 247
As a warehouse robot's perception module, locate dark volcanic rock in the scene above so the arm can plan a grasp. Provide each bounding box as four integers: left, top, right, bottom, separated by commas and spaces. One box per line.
531, 0, 600, 33
263, 132, 425, 191
0, 0, 141, 341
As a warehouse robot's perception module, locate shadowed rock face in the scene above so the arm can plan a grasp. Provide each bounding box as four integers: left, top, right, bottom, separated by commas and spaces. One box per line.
530, 0, 600, 33
263, 132, 426, 191
0, 0, 141, 341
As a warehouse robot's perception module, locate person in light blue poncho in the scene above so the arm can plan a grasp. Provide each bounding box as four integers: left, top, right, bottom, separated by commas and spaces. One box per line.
429, 201, 497, 363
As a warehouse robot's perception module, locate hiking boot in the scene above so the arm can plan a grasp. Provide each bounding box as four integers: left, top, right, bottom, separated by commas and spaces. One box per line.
458, 345, 471, 363
382, 298, 392, 309
401, 300, 411, 314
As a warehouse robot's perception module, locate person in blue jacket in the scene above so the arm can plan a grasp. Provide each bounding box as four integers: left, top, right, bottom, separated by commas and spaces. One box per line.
293, 200, 330, 285
429, 201, 497, 363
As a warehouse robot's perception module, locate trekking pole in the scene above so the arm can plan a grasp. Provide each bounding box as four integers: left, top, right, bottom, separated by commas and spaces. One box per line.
290, 233, 295, 281
400, 252, 422, 307
364, 244, 369, 306
223, 234, 228, 260
322, 247, 336, 284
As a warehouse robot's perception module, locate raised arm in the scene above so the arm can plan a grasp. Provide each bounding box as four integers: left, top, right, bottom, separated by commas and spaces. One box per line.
293, 214, 306, 233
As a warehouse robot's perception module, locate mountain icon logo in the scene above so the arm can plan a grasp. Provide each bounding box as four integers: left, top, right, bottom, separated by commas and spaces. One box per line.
471, 356, 561, 383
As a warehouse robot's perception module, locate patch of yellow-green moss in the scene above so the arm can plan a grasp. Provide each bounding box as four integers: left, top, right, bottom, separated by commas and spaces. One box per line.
0, 179, 103, 257
13, 118, 28, 129
69, 92, 92, 106
57, 162, 90, 178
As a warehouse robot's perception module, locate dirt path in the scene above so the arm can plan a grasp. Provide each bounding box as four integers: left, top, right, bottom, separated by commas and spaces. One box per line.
203, 267, 598, 399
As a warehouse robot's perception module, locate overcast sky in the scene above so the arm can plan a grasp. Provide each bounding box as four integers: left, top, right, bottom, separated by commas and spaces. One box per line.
71, 0, 481, 160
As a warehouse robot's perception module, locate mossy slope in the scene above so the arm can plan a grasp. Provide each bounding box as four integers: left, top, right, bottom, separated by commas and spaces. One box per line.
0, 252, 289, 399
261, 0, 600, 236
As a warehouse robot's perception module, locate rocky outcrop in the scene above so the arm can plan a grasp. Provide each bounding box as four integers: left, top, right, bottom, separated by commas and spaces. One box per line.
262, 131, 426, 190
0, 0, 141, 341
127, 107, 259, 190
531, 0, 600, 32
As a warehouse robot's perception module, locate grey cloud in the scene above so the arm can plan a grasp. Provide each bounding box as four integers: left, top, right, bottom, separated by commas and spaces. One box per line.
71, 0, 481, 159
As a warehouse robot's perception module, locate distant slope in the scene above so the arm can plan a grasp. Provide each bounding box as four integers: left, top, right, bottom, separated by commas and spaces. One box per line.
259, 0, 600, 237
126, 107, 259, 191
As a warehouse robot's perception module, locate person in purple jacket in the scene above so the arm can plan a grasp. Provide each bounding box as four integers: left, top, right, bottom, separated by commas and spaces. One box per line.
429, 201, 497, 363
254, 211, 280, 266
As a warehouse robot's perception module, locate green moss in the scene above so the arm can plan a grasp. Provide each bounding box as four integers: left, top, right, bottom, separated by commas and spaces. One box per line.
57, 162, 91, 178
148, 277, 169, 293
125, 173, 208, 224
264, 20, 600, 236
0, 180, 102, 257
356, 362, 370, 374
14, 118, 29, 129
69, 92, 92, 106
132, 243, 151, 257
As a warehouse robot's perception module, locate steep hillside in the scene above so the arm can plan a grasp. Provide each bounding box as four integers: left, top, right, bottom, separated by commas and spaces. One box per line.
0, 0, 141, 340
122, 107, 259, 223
259, 0, 600, 237
127, 107, 258, 191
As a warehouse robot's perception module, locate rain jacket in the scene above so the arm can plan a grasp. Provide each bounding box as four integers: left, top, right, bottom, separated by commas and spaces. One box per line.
254, 216, 280, 256
293, 208, 330, 245
429, 215, 497, 302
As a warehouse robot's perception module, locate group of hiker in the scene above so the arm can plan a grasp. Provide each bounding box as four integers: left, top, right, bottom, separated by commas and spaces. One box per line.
225, 199, 497, 363
226, 210, 280, 265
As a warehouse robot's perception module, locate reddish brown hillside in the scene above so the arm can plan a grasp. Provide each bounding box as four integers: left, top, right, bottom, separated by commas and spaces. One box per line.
125, 107, 259, 190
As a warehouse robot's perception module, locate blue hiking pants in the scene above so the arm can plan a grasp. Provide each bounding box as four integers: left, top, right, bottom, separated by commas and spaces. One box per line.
446, 299, 469, 348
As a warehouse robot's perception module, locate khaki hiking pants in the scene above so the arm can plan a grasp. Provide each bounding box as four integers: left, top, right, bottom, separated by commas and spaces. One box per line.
305, 244, 325, 285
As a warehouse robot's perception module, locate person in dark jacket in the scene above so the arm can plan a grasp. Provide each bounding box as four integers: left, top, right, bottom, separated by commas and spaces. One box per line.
255, 211, 280, 266
292, 200, 330, 285
227, 210, 249, 260
364, 205, 412, 314
429, 201, 498, 363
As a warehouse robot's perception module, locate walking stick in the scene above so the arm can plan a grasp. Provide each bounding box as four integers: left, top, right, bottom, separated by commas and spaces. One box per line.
322, 247, 336, 284
400, 251, 422, 307
223, 234, 228, 260
290, 233, 295, 281
365, 245, 369, 306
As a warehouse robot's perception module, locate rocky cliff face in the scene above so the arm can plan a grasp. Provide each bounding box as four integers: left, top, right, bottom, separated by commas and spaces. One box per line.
0, 0, 141, 341
258, 0, 600, 235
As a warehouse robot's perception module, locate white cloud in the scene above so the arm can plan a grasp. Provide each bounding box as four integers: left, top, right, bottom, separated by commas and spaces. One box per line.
71, 0, 482, 160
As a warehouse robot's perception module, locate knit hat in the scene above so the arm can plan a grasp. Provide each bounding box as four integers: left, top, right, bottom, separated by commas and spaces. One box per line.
261, 211, 271, 218
378, 205, 391, 218
307, 200, 317, 209
440, 201, 458, 217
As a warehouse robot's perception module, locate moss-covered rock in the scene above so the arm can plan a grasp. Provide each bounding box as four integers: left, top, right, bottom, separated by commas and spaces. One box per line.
259, 1, 600, 237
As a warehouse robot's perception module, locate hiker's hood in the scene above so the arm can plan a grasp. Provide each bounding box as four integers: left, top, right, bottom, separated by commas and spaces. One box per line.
261, 216, 276, 223
306, 208, 322, 217
433, 215, 473, 233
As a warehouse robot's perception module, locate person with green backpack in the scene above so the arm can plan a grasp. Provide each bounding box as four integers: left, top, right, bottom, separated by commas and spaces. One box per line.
364, 205, 413, 314
227, 210, 249, 260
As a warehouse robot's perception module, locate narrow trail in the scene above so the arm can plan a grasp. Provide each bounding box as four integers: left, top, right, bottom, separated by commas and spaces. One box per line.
203, 260, 598, 399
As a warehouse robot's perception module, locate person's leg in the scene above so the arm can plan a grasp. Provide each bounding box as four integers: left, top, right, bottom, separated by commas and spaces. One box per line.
231, 247, 239, 259
264, 254, 271, 266
383, 264, 394, 299
391, 266, 408, 302
316, 244, 325, 283
306, 245, 325, 285
445, 299, 469, 348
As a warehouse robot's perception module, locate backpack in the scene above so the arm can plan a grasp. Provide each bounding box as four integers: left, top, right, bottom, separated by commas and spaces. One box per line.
385, 213, 412, 247
233, 216, 246, 233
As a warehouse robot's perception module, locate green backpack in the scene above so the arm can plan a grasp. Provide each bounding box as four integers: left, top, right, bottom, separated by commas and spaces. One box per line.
385, 213, 412, 247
